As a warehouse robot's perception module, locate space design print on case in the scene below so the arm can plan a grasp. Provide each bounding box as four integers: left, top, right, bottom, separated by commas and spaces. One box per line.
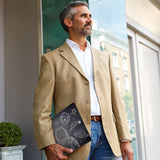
60, 112, 70, 125
52, 103, 91, 151
54, 126, 80, 150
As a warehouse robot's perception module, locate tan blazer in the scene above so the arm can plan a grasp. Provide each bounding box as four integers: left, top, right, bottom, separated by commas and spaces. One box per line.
33, 42, 131, 160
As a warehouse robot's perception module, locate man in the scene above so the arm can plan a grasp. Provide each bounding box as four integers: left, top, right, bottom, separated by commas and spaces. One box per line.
33, 1, 133, 160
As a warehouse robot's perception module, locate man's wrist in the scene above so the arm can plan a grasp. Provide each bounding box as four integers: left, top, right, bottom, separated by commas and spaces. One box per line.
120, 139, 131, 143
44, 144, 54, 151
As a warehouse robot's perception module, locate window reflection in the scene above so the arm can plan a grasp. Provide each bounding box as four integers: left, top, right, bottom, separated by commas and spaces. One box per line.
123, 57, 128, 71
112, 52, 119, 68
89, 0, 137, 159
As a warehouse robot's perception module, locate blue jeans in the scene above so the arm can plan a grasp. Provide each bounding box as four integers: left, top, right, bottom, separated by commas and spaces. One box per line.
87, 121, 122, 160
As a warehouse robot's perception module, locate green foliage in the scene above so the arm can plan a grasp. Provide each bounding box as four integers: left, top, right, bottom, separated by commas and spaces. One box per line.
122, 92, 132, 107
0, 122, 23, 147
122, 92, 134, 120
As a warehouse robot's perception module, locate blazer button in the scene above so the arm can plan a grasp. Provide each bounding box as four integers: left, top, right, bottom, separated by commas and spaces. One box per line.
87, 100, 90, 104
84, 81, 88, 85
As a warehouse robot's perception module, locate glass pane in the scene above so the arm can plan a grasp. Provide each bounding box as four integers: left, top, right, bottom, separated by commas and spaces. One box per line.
42, 0, 88, 116
42, 0, 88, 53
89, 0, 137, 159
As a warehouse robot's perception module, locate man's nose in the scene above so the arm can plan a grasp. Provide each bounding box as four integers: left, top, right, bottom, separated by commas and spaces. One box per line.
87, 16, 92, 23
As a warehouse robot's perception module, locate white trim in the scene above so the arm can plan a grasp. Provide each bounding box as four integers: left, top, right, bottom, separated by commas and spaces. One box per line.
127, 29, 146, 160
37, 0, 43, 69
136, 33, 159, 52
127, 16, 160, 46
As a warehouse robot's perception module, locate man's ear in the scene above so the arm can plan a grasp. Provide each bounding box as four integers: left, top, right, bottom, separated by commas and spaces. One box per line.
64, 18, 73, 28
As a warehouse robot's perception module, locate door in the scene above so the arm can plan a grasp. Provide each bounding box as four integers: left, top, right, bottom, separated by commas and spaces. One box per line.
137, 34, 160, 160
128, 29, 160, 160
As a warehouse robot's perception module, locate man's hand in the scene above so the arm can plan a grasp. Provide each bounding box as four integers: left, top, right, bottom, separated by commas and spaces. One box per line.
44, 144, 73, 160
120, 141, 133, 160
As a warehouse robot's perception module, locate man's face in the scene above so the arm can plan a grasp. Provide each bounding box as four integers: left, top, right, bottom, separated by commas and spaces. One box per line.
70, 6, 92, 37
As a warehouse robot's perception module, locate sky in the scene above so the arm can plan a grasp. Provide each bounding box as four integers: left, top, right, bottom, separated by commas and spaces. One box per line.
89, 0, 128, 40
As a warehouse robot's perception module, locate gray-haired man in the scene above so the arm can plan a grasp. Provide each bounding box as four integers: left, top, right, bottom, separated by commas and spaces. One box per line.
33, 1, 133, 160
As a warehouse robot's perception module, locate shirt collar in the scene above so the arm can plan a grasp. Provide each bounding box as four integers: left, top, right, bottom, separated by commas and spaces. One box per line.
66, 38, 90, 51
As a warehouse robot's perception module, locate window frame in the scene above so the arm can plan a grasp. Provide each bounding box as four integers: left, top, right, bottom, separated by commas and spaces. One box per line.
127, 18, 160, 160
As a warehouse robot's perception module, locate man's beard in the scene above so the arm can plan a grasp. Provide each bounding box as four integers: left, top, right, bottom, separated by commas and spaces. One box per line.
80, 23, 92, 36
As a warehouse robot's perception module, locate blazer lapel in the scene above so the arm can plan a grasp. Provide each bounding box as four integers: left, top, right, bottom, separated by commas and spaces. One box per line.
59, 42, 87, 79
91, 47, 101, 81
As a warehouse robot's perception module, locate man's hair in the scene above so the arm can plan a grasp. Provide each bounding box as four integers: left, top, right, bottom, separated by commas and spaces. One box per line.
59, 1, 88, 33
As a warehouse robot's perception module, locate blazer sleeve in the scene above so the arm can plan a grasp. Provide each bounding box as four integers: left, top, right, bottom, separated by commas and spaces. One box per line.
33, 54, 56, 150
108, 54, 132, 142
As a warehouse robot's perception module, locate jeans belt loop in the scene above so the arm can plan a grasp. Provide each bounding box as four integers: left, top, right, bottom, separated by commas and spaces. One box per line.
94, 116, 97, 122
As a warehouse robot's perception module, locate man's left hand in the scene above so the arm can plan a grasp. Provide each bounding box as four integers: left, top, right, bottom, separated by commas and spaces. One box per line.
120, 141, 133, 160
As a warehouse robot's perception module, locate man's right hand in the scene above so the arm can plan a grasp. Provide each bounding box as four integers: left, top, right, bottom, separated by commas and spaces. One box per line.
44, 144, 73, 160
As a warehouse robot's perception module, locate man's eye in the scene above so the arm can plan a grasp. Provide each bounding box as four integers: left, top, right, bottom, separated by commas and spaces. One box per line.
81, 14, 92, 18
81, 14, 86, 17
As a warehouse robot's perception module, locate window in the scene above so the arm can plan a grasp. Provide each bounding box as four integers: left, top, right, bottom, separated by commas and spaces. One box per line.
89, 1, 138, 159
100, 42, 106, 51
112, 52, 119, 68
116, 77, 121, 90
124, 75, 130, 91
123, 57, 128, 71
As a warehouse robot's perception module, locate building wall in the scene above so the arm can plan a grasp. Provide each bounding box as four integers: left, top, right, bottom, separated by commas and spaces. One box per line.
125, 0, 160, 38
4, 0, 41, 159
104, 42, 132, 96
0, 0, 5, 122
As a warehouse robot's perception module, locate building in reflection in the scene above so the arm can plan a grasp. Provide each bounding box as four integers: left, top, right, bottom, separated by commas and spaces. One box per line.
91, 20, 135, 139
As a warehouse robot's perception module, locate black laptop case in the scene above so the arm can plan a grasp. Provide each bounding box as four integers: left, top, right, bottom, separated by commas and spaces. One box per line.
51, 103, 91, 151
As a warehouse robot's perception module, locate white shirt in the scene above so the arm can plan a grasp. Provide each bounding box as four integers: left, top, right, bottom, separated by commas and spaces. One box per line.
66, 39, 101, 116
